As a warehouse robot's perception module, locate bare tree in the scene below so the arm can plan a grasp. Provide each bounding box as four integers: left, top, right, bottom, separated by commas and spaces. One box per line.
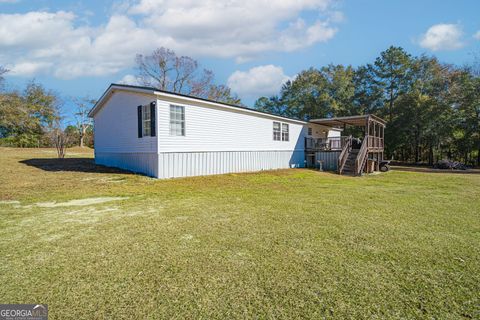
0, 66, 8, 89
190, 69, 214, 98
49, 125, 70, 158
207, 84, 242, 105
136, 48, 176, 90
74, 97, 95, 147
135, 47, 240, 104
472, 51, 480, 77
47, 99, 70, 158
135, 47, 211, 95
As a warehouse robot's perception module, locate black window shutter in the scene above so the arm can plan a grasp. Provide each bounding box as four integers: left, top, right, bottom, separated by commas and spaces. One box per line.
137, 105, 143, 138
150, 102, 156, 137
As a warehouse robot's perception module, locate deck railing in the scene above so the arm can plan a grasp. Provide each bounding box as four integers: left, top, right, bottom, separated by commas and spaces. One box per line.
355, 137, 369, 175
305, 136, 346, 151
367, 136, 384, 150
305, 137, 326, 150
307, 136, 384, 151
337, 135, 352, 174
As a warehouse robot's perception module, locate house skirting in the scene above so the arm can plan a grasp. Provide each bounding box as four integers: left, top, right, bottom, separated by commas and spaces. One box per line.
314, 151, 341, 171
95, 152, 159, 177
157, 150, 305, 179
95, 150, 305, 179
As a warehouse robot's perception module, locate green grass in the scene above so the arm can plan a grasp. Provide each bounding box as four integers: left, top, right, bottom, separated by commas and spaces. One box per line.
1, 147, 479, 319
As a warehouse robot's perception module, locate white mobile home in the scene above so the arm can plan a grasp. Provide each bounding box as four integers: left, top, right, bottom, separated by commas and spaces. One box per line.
88, 84, 343, 178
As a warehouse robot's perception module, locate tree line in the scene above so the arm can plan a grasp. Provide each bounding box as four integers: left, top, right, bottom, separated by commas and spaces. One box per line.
255, 47, 479, 166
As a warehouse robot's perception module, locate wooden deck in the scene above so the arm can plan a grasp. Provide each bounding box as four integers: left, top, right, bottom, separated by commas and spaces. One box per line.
310, 115, 386, 176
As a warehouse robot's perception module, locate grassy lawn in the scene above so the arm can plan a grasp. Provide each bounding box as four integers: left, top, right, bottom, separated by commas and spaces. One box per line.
1, 147, 479, 319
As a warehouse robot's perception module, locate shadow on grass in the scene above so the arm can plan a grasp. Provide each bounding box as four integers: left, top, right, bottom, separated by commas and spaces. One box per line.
20, 158, 134, 175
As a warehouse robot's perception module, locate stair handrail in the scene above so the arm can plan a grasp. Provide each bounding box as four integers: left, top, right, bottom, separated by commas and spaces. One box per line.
355, 136, 369, 175
337, 135, 352, 174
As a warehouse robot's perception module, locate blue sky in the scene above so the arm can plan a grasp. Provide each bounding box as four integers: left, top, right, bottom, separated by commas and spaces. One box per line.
1, 0, 479, 123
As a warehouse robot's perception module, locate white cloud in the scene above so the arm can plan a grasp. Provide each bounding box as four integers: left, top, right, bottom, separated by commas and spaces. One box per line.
275, 18, 337, 52
10, 61, 52, 76
0, 0, 341, 78
419, 23, 464, 51
1, 12, 157, 78
227, 65, 292, 98
474, 30, 480, 40
129, 0, 338, 59
118, 74, 142, 86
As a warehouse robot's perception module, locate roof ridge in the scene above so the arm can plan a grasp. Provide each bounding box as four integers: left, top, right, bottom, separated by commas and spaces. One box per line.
89, 83, 307, 124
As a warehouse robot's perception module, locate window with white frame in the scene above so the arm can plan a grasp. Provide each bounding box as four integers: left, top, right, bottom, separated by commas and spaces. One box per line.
142, 105, 151, 137
282, 123, 289, 141
273, 122, 281, 141
170, 105, 185, 136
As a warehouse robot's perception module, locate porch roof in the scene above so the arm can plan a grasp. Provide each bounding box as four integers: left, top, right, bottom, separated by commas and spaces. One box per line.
309, 114, 386, 128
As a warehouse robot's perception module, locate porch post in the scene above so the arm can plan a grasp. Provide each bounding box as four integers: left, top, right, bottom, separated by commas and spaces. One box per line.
381, 125, 384, 149
366, 117, 370, 148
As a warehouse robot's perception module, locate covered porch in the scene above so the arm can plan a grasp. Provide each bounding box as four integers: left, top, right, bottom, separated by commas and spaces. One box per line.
308, 115, 386, 175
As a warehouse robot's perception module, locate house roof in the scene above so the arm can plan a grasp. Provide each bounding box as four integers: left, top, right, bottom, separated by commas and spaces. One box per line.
88, 83, 308, 124
89, 84, 378, 130
309, 114, 386, 127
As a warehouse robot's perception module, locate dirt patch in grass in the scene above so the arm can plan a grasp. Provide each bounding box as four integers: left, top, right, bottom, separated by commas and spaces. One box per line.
35, 197, 129, 207
0, 200, 20, 205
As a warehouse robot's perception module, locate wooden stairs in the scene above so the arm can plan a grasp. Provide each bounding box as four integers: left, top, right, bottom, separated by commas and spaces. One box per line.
338, 135, 369, 176
340, 148, 359, 175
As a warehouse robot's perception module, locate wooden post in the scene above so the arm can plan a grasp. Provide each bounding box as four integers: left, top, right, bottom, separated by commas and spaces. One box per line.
366, 117, 370, 148
381, 125, 384, 149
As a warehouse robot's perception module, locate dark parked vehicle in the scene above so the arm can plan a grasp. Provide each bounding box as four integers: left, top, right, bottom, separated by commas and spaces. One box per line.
434, 159, 467, 170
380, 160, 391, 172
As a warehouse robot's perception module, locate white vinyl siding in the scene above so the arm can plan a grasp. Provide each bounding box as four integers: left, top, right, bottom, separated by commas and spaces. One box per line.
93, 91, 157, 153
170, 105, 185, 136
156, 97, 306, 153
